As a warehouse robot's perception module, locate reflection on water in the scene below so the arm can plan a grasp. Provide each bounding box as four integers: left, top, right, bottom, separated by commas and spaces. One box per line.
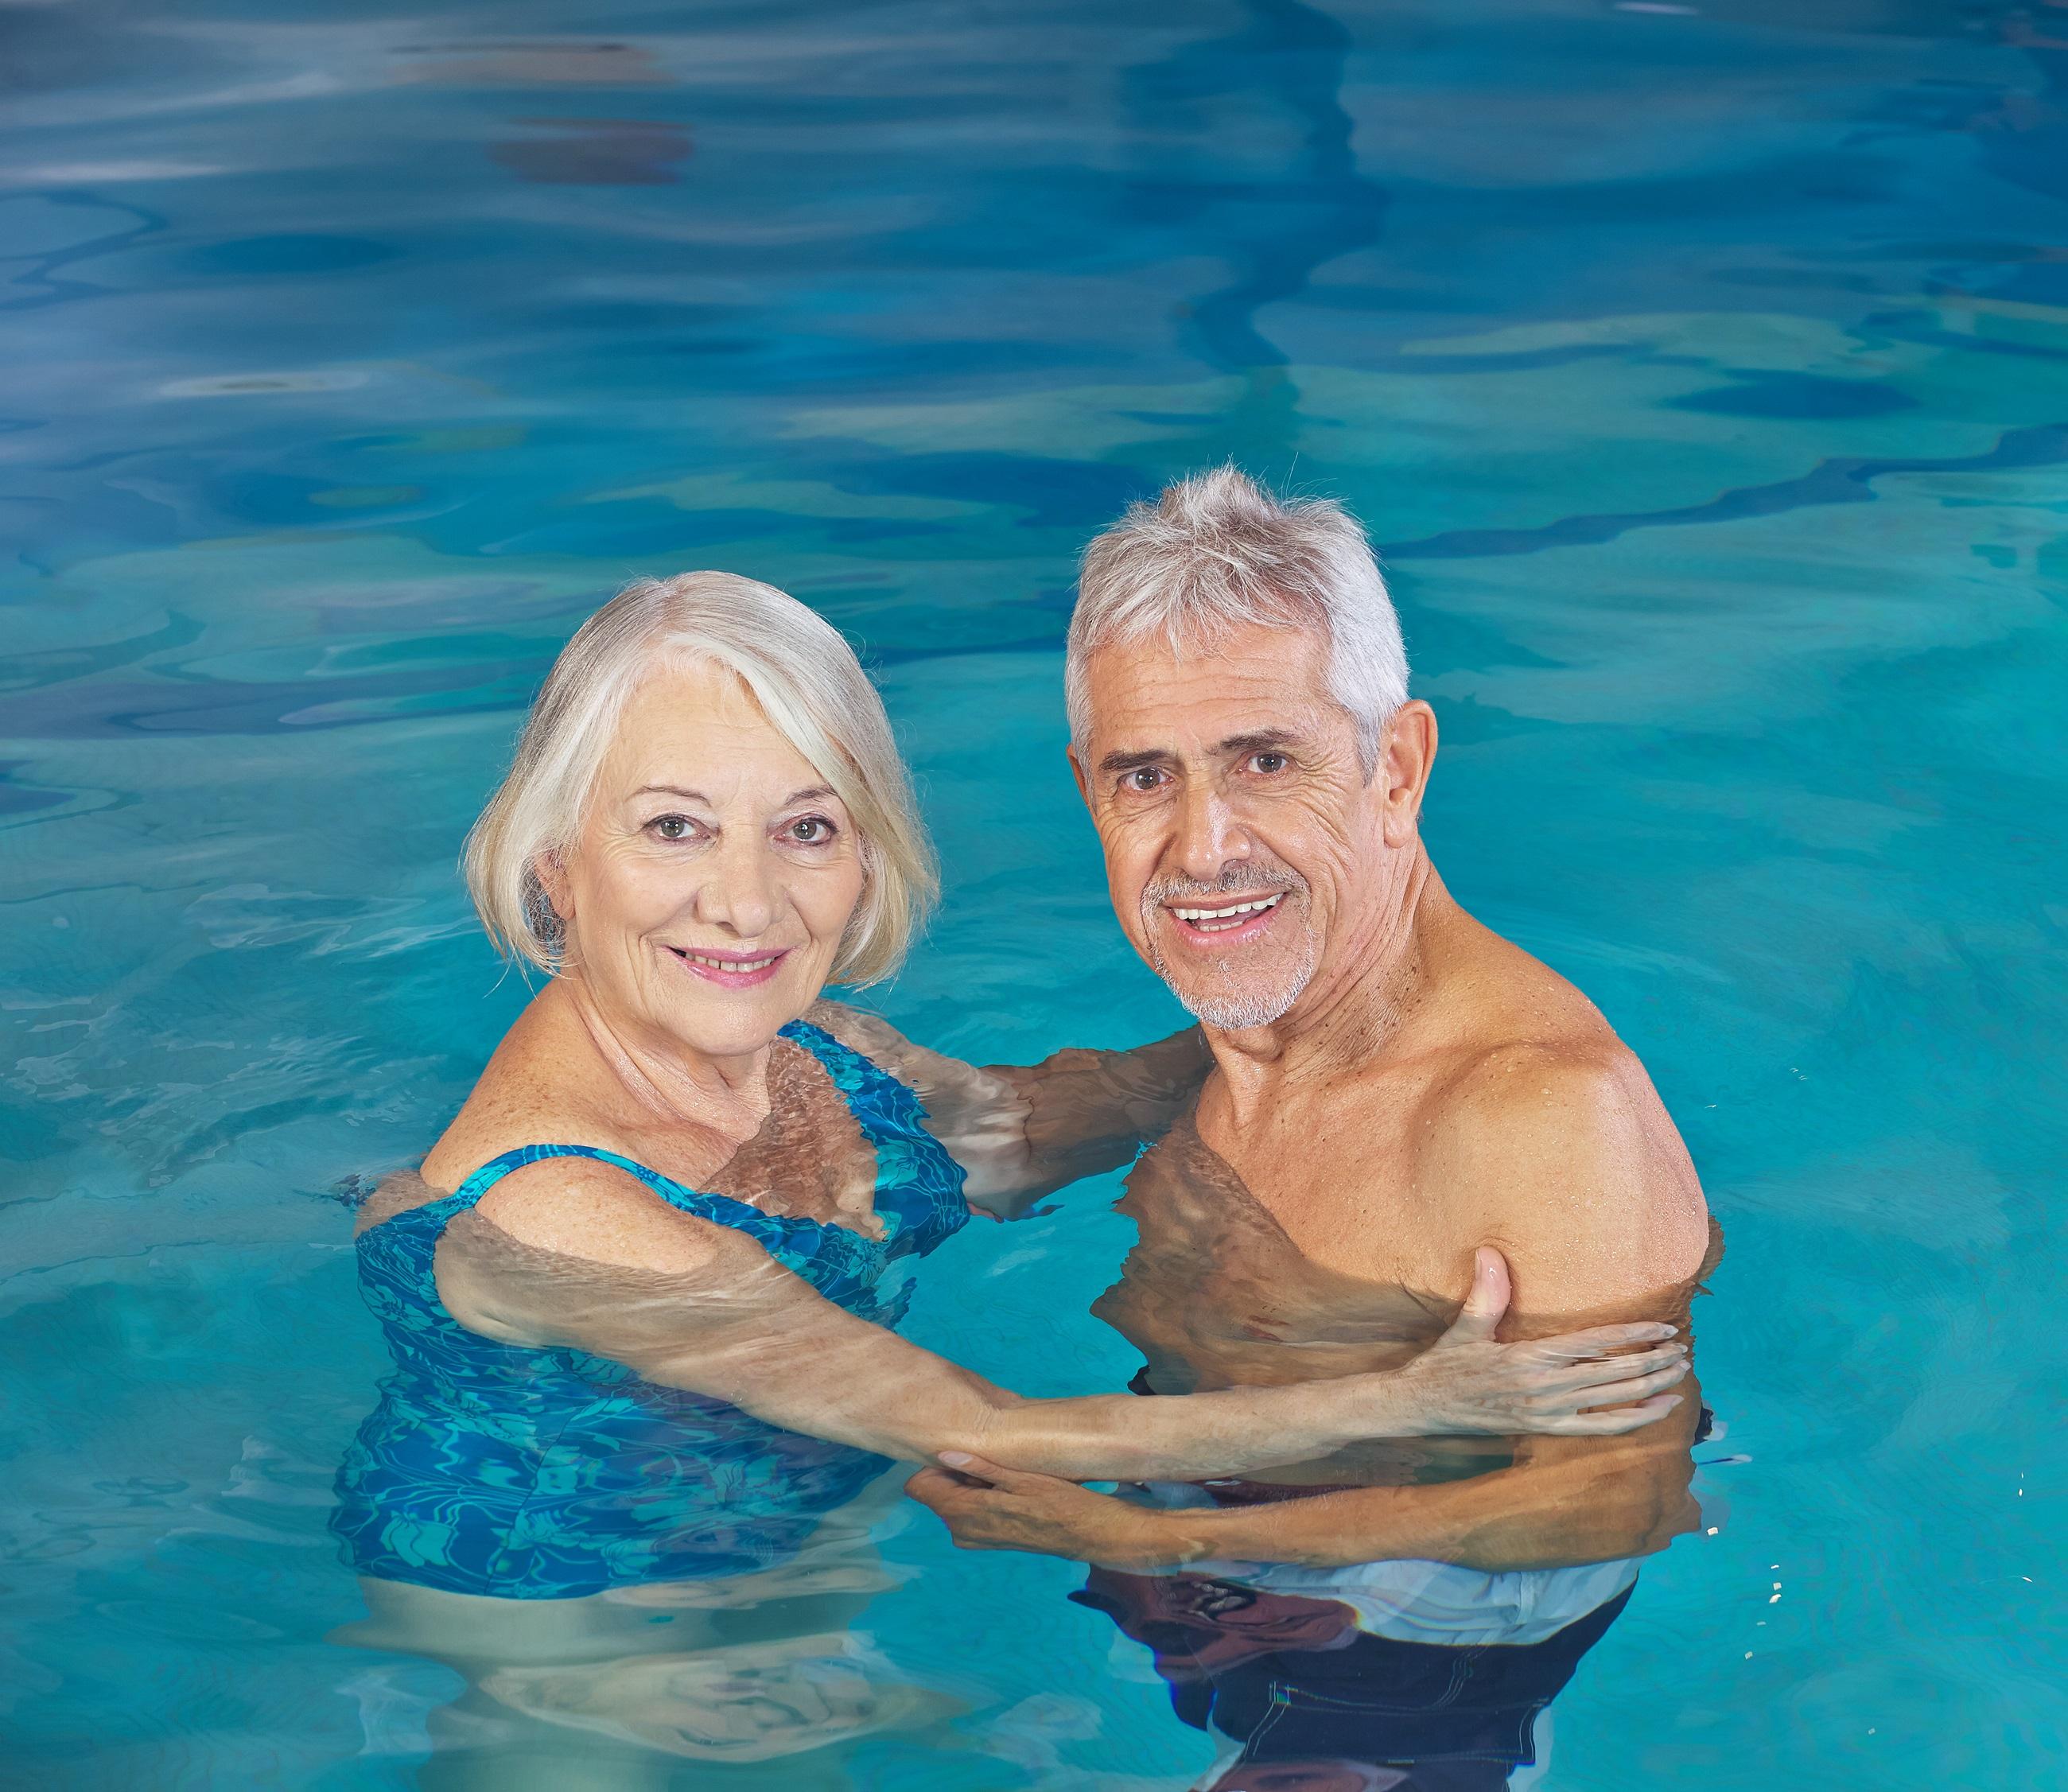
1077, 1570, 1631, 1792
333, 1504, 947, 1786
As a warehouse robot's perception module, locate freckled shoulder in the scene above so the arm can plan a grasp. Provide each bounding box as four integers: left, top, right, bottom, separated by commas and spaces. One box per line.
472, 1156, 769, 1276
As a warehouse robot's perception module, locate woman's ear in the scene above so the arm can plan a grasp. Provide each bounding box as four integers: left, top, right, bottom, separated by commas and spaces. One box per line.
532, 851, 572, 926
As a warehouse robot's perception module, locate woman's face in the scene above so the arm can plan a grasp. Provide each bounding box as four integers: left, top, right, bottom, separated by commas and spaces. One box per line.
546, 659, 867, 1064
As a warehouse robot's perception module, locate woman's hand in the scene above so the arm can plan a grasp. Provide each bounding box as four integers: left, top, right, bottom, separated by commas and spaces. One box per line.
1348, 1246, 1689, 1440
906, 1456, 1188, 1570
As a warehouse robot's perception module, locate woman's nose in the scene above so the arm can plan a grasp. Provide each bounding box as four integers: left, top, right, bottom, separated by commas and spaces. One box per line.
698, 835, 778, 938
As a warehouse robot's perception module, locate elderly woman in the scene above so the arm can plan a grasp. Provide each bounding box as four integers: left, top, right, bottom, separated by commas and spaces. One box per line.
331, 573, 1685, 1769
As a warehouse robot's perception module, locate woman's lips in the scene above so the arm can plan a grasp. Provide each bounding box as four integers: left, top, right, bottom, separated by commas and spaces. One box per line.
1162, 891, 1286, 949
663, 945, 791, 988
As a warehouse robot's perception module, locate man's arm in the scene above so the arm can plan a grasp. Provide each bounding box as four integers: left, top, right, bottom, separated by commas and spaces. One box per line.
807, 1001, 1209, 1216
910, 1045, 1714, 1568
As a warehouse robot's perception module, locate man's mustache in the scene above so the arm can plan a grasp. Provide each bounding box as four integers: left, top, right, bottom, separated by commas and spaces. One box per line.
1141, 864, 1308, 907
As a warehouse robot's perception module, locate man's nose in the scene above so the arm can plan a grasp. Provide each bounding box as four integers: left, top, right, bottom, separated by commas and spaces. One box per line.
1172, 781, 1250, 885
697, 833, 778, 938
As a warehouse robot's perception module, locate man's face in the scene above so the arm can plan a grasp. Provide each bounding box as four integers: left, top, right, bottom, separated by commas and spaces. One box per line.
1071, 622, 1424, 1033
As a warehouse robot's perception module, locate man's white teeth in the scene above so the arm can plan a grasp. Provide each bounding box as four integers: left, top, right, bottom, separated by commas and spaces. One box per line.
685, 952, 779, 971
1171, 892, 1284, 929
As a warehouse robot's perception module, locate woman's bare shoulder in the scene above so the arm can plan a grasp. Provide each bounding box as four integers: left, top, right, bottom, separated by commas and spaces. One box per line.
432, 1165, 789, 1354
467, 1155, 761, 1275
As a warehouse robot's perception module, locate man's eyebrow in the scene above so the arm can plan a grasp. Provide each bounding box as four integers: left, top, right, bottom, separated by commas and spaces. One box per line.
1215, 729, 1301, 756
1098, 746, 1178, 775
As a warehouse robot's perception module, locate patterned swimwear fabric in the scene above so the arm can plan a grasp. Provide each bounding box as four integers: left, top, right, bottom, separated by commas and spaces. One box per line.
330, 1020, 970, 1600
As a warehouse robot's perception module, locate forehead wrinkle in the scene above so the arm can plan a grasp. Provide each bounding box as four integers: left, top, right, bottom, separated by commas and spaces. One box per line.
1088, 643, 1335, 713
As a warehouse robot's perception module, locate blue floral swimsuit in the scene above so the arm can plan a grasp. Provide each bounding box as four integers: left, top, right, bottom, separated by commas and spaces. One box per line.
330, 1020, 970, 1600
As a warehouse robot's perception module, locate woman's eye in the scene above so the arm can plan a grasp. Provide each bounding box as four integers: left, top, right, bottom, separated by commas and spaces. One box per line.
788, 815, 837, 845
649, 814, 698, 842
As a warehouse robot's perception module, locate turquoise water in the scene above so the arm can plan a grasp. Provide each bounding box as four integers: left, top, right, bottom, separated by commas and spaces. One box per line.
4, 0, 2066, 1784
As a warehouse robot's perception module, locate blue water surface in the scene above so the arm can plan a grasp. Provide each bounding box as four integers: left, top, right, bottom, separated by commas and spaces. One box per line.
2, 0, 2065, 1785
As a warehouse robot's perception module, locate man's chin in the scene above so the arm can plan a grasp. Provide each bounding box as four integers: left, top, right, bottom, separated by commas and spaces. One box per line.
1164, 975, 1310, 1032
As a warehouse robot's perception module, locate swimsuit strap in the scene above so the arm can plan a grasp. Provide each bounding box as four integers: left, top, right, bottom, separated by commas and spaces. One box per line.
449, 1141, 692, 1208
442, 1142, 878, 1281
404, 1020, 961, 1272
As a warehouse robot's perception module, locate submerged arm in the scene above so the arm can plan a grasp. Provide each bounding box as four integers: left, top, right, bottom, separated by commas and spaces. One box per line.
433, 1163, 1685, 1483
1163, 1397, 1705, 1571
907, 1366, 1702, 1572
807, 1001, 1210, 1215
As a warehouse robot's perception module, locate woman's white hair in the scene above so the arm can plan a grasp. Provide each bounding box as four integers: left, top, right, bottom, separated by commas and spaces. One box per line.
465, 571, 936, 987
1065, 467, 1408, 774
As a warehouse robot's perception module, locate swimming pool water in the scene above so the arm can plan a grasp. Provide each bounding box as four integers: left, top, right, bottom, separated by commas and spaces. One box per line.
3, 0, 2065, 1784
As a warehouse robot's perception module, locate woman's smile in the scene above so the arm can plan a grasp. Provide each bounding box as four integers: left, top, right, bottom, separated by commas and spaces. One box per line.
663, 943, 794, 988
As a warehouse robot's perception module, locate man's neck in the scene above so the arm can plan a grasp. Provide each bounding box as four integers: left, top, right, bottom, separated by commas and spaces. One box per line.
1201, 847, 1447, 1129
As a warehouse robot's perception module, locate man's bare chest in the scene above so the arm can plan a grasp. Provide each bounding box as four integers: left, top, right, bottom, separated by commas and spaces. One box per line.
1189, 1087, 1469, 1293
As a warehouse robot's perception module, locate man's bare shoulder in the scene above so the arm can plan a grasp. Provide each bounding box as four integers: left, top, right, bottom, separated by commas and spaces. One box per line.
1414, 1025, 1711, 1316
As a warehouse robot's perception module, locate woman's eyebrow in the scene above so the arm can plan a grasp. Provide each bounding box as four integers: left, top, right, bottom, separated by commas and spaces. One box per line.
782, 785, 836, 807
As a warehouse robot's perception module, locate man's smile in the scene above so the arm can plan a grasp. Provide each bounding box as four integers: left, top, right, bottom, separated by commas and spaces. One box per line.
1161, 890, 1288, 945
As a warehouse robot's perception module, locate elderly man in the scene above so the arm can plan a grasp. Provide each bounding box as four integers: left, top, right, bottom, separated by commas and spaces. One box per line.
909, 468, 1718, 1787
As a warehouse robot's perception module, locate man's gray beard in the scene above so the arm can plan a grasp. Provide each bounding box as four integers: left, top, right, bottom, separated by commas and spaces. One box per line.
1156, 942, 1318, 1029
1141, 868, 1318, 1032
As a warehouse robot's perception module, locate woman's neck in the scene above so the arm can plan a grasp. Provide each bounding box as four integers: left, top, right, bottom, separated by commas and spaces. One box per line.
546, 977, 777, 1146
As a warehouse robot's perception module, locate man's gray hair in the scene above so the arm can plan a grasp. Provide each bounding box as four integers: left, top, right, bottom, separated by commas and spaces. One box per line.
1065, 468, 1408, 774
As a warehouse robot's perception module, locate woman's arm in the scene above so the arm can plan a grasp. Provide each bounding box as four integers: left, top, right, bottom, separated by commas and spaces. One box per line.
904, 1395, 1705, 1572
907, 1251, 1714, 1570
437, 1165, 1687, 1483
806, 1002, 1210, 1216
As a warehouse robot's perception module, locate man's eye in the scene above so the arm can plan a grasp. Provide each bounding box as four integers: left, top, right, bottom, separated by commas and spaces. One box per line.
789, 815, 837, 844
649, 814, 698, 841
1124, 768, 1164, 793
1250, 752, 1289, 775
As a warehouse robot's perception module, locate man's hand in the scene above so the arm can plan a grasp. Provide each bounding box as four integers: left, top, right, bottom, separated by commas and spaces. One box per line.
904, 1454, 1187, 1570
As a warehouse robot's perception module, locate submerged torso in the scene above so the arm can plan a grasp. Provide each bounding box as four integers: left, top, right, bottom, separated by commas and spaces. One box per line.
1095, 1109, 1516, 1488
1096, 1103, 1720, 1491
1093, 1087, 1721, 1656
332, 1020, 970, 1600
